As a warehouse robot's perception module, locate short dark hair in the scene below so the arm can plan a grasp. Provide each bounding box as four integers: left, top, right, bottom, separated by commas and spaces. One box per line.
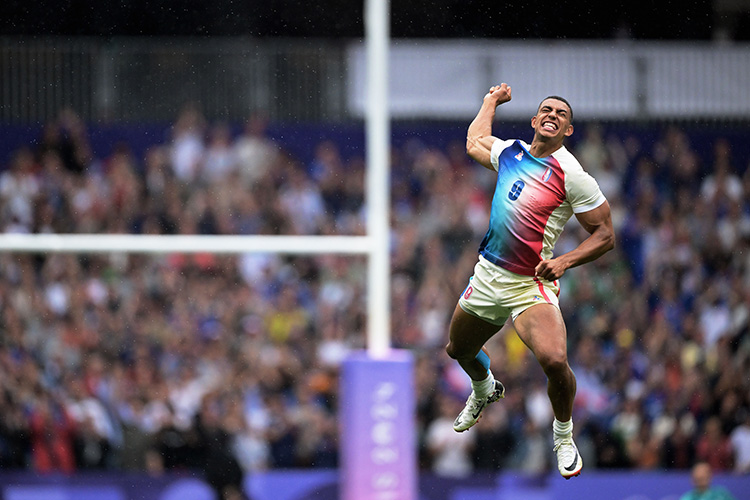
538, 95, 573, 123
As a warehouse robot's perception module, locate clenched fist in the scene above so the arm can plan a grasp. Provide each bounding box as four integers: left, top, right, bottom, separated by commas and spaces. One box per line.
484, 83, 512, 106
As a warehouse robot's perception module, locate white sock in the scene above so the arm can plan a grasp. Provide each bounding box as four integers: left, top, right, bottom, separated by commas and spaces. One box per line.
471, 371, 495, 399
553, 418, 573, 439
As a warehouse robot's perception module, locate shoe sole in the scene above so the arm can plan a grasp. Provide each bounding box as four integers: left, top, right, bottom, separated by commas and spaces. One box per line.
562, 469, 582, 480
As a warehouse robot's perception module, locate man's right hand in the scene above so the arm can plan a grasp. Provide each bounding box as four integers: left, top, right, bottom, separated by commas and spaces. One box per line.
484, 83, 512, 106
467, 83, 510, 170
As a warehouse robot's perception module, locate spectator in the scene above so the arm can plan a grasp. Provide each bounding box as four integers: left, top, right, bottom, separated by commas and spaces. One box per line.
0, 146, 39, 233
0, 393, 30, 468
170, 103, 206, 182
28, 393, 77, 474
696, 417, 734, 472
425, 395, 475, 477
680, 461, 737, 500
233, 112, 280, 186
202, 122, 236, 184
729, 412, 750, 474
701, 138, 743, 210
37, 109, 93, 176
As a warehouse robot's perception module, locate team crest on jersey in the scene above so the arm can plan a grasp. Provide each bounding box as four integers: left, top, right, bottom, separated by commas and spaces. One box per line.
542, 167, 552, 182
515, 151, 524, 161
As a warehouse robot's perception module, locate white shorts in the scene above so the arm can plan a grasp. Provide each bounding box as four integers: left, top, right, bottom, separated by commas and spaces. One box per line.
458, 255, 561, 325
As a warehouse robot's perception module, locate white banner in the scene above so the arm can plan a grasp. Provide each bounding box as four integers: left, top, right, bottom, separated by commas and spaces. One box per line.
347, 40, 750, 119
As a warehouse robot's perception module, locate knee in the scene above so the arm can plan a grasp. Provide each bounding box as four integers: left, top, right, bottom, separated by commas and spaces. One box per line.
537, 349, 569, 376
445, 341, 465, 361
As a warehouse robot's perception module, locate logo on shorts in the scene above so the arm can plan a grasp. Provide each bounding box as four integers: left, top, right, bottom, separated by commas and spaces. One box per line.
532, 295, 542, 301
463, 286, 473, 299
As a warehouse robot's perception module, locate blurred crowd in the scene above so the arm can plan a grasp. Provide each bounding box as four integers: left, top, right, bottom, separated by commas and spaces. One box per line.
0, 106, 749, 490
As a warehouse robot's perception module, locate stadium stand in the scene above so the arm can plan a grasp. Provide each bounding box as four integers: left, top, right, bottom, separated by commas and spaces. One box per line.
0, 106, 749, 484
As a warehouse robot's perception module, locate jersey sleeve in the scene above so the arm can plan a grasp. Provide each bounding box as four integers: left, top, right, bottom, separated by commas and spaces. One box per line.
565, 164, 607, 213
489, 139, 517, 171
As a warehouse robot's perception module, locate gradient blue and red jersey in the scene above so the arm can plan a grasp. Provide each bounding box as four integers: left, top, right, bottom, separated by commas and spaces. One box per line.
479, 139, 607, 276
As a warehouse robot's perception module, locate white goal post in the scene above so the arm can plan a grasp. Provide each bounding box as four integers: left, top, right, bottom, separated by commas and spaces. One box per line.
0, 234, 372, 255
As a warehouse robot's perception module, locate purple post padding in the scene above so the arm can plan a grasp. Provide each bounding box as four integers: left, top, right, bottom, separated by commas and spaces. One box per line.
340, 350, 416, 500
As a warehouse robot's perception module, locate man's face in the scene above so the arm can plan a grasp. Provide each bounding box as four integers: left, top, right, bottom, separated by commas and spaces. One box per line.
531, 98, 574, 141
692, 463, 712, 492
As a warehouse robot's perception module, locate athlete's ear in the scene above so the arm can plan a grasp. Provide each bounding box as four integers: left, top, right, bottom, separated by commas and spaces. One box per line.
564, 124, 574, 137
531, 115, 537, 129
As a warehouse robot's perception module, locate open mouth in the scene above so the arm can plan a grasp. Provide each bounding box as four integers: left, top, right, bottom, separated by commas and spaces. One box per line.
542, 121, 558, 131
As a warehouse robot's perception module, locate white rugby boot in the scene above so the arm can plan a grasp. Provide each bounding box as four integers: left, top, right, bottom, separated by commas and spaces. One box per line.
453, 379, 505, 432
554, 434, 583, 479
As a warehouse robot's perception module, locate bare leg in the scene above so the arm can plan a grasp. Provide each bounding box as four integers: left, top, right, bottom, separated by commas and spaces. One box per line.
513, 302, 582, 478
447, 302, 507, 432
445, 303, 502, 381
512, 303, 576, 421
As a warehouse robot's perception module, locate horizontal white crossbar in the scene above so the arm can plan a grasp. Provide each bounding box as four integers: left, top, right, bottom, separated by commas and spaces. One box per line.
0, 234, 373, 255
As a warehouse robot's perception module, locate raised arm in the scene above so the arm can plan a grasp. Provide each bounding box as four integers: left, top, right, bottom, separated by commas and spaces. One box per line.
466, 83, 512, 170
534, 201, 616, 281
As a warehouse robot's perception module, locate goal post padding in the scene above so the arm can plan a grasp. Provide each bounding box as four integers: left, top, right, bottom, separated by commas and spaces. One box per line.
340, 350, 416, 500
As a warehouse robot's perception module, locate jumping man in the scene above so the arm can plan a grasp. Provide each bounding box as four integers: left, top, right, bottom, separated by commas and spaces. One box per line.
445, 83, 615, 479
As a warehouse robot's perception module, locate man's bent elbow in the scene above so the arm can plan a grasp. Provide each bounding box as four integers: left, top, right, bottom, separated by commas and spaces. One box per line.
466, 137, 479, 158
604, 230, 616, 253
466, 139, 491, 168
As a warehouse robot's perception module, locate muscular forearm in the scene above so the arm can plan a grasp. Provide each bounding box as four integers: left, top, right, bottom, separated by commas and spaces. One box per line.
557, 227, 615, 270
535, 225, 615, 281
467, 102, 496, 148
465, 103, 499, 169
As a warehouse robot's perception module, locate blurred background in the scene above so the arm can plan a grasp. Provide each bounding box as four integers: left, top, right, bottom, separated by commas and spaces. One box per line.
1, 1, 749, 500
